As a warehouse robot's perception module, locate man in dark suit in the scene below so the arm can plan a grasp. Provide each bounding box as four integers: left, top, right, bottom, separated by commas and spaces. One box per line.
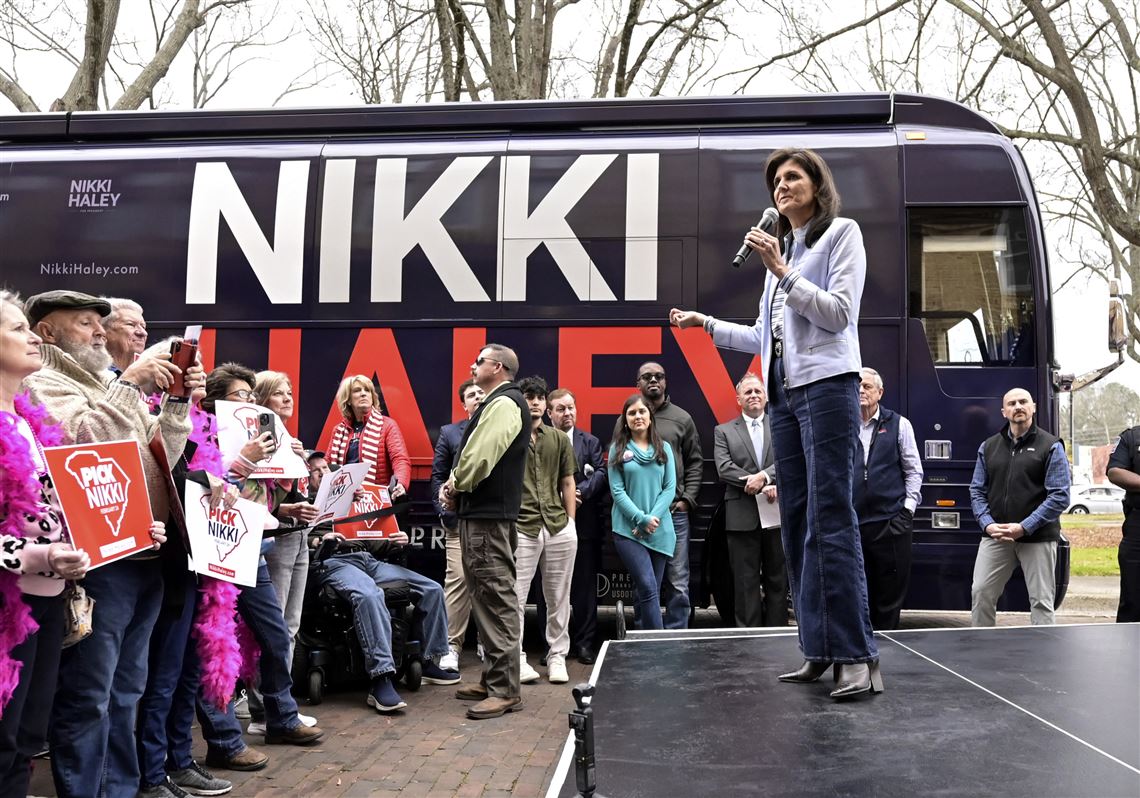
713, 372, 787, 627
430, 378, 485, 671
548, 388, 608, 663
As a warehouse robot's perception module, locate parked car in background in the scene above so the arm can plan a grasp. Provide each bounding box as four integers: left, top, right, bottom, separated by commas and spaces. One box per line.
1066, 484, 1126, 515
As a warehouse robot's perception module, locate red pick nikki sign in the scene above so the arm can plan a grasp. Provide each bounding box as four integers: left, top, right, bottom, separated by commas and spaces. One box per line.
43, 440, 155, 569
335, 483, 400, 540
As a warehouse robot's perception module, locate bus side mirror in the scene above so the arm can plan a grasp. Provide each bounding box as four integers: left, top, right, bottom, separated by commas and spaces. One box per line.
1108, 279, 1128, 354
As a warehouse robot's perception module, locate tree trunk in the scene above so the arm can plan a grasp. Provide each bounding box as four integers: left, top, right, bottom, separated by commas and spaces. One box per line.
113, 0, 207, 110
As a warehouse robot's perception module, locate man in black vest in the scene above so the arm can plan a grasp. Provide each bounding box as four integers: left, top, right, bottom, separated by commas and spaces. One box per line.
969, 388, 1070, 626
854, 368, 923, 630
440, 344, 530, 719
1107, 425, 1140, 623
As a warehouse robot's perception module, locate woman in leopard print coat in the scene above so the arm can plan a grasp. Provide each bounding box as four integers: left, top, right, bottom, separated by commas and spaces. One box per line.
0, 291, 90, 798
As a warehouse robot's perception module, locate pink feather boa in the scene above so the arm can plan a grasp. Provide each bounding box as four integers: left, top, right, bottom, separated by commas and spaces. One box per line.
0, 392, 64, 712
182, 403, 260, 710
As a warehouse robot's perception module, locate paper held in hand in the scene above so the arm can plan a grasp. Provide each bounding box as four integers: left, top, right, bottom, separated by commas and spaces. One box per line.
310, 462, 371, 526
42, 440, 155, 569
335, 482, 401, 540
214, 400, 307, 479
756, 491, 781, 530
183, 481, 267, 587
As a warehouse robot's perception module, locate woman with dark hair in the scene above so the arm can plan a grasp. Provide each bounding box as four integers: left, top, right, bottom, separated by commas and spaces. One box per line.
608, 394, 676, 631
327, 375, 410, 498
194, 364, 324, 773
671, 148, 881, 699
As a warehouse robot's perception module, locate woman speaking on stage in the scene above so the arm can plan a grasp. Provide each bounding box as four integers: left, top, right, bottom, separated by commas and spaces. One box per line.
670, 147, 881, 700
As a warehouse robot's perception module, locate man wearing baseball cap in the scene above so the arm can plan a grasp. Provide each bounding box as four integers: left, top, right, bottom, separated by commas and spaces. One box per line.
23, 289, 206, 798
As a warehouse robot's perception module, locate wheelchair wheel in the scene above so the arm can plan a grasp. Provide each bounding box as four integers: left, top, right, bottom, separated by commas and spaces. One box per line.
308, 670, 324, 705
615, 600, 627, 640
404, 659, 423, 692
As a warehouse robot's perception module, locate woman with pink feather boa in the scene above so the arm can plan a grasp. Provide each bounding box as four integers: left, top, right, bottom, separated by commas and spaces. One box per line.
0, 291, 93, 797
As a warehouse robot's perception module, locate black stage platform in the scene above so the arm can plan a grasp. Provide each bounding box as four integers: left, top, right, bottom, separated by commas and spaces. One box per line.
548, 624, 1140, 797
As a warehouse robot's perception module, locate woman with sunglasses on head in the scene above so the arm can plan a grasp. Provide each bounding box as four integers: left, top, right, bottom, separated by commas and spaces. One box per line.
670, 148, 880, 700
608, 394, 676, 631
327, 376, 411, 500
194, 364, 324, 773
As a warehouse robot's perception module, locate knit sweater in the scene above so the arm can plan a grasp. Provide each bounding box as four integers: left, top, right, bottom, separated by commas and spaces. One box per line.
609, 441, 677, 557
24, 343, 191, 526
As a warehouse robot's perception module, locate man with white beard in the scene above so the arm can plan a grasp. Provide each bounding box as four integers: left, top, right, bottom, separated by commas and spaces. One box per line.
23, 290, 203, 798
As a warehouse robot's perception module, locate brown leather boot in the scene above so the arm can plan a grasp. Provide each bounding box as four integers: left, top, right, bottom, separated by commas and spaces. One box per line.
465, 695, 523, 719
204, 746, 269, 771
455, 683, 489, 701
265, 724, 325, 745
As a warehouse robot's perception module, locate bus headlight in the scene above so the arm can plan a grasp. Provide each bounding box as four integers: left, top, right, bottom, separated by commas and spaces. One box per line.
931, 511, 960, 529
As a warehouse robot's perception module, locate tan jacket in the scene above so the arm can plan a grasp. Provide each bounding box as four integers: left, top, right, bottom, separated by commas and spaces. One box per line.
25, 344, 191, 525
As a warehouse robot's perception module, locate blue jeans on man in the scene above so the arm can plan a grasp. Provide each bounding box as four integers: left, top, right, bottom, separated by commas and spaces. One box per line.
768, 359, 877, 664
320, 551, 450, 676
660, 509, 692, 628
137, 578, 199, 787
49, 558, 164, 798
197, 562, 304, 757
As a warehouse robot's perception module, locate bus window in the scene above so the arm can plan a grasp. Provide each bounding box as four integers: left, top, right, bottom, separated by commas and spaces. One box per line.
908, 208, 1036, 366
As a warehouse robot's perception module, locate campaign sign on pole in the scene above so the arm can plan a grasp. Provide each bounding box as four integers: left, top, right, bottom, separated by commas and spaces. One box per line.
335, 483, 401, 540
183, 482, 266, 587
42, 440, 155, 569
214, 400, 308, 479
310, 462, 371, 526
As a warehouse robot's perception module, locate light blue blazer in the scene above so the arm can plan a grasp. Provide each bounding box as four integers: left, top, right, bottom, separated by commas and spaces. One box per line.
712, 216, 866, 389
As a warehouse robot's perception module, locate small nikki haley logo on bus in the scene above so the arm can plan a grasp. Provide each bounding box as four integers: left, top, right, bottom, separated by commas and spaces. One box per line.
68, 178, 121, 210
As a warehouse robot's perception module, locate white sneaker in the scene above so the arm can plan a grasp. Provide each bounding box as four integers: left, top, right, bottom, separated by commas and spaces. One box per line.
439, 645, 460, 672
519, 655, 541, 684
233, 690, 250, 720
548, 655, 569, 684
246, 720, 266, 736
298, 713, 318, 727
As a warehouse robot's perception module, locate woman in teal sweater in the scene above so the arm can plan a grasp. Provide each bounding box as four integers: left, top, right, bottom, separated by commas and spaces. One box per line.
609, 394, 676, 631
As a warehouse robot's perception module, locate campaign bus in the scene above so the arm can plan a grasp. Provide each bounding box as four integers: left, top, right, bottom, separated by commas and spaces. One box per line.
0, 91, 1083, 617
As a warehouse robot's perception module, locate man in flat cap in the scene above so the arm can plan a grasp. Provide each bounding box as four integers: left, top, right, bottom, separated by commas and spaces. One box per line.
23, 289, 206, 798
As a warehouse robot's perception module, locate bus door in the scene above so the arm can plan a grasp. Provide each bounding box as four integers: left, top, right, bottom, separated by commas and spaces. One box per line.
901, 129, 1045, 610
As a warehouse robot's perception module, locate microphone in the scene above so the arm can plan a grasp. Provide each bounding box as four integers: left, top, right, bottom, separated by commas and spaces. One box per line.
731, 207, 779, 268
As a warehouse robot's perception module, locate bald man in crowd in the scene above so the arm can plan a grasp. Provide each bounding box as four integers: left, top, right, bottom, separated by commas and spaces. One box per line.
968, 388, 1070, 626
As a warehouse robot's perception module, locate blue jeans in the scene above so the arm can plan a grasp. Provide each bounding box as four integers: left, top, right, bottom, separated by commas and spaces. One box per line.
613, 535, 668, 631
768, 360, 877, 664
50, 558, 164, 798
197, 562, 301, 757
321, 551, 450, 677
137, 578, 198, 786
661, 509, 691, 629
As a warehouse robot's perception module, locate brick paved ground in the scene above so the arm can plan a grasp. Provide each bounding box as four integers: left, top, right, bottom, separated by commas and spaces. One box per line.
26, 607, 1112, 798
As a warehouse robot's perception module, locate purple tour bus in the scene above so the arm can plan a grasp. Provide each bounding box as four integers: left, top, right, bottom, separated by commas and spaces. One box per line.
0, 91, 1085, 618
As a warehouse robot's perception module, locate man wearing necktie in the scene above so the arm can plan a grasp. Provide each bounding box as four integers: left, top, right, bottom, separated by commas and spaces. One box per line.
713, 373, 788, 627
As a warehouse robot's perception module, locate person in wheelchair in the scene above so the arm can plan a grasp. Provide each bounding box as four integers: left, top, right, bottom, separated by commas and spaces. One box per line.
307, 527, 461, 713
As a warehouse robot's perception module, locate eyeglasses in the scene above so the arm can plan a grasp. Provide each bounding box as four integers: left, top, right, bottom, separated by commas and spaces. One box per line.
475, 357, 501, 367
638, 372, 666, 383
226, 389, 254, 401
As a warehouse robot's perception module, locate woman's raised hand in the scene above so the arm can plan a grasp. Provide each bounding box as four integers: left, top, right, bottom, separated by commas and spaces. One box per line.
669, 308, 706, 329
